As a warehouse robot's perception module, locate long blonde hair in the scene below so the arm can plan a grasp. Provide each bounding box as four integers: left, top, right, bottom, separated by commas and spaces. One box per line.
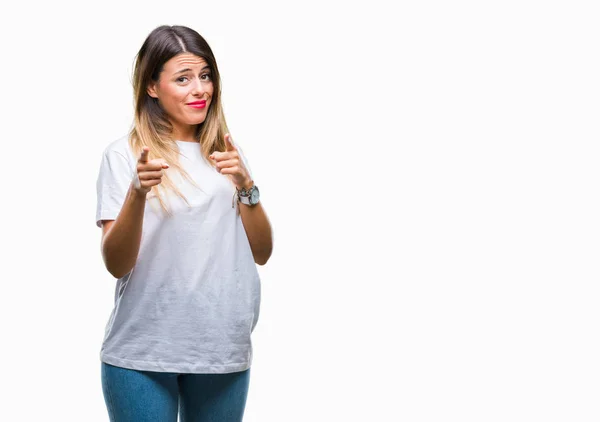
129, 25, 231, 215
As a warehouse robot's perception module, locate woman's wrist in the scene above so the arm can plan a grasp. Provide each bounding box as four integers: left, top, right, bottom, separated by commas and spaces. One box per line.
129, 182, 149, 201
237, 179, 254, 191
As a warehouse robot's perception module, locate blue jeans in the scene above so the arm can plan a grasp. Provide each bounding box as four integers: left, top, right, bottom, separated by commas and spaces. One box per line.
101, 362, 251, 422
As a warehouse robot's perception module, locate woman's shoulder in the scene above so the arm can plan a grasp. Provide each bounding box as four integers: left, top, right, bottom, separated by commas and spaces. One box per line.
102, 134, 136, 162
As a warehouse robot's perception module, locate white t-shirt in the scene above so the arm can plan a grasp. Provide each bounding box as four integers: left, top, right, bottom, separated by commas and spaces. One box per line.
95, 135, 261, 374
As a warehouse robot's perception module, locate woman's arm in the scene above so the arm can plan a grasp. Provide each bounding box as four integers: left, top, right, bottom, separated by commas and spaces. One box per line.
211, 133, 273, 265
100, 147, 168, 278
100, 184, 146, 278
238, 190, 273, 265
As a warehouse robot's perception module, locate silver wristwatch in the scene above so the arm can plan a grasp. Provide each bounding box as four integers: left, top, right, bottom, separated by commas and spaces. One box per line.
237, 184, 260, 206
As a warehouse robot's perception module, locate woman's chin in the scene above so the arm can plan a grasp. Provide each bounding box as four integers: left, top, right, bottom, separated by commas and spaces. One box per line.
185, 117, 207, 126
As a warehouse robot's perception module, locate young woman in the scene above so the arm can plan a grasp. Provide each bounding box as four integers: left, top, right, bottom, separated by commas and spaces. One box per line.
95, 25, 273, 421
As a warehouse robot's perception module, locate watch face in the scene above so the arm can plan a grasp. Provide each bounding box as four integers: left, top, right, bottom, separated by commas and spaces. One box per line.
250, 188, 260, 204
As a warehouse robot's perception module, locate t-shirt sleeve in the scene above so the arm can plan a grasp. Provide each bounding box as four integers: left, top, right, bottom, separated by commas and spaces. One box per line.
96, 148, 135, 228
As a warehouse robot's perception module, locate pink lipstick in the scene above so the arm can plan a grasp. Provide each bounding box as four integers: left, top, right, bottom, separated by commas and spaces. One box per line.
187, 100, 206, 109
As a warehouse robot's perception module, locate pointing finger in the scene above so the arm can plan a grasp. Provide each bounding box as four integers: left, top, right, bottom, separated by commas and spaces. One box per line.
225, 133, 236, 152
139, 146, 149, 163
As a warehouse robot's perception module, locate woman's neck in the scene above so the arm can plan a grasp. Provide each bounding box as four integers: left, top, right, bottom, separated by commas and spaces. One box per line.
171, 124, 197, 143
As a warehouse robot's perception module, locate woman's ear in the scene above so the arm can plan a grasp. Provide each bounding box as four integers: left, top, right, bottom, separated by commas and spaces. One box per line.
147, 83, 158, 99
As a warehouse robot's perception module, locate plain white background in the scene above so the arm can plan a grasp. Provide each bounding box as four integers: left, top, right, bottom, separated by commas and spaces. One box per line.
0, 0, 598, 420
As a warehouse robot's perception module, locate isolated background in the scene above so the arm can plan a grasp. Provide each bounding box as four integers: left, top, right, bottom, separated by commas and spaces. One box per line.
0, 0, 598, 421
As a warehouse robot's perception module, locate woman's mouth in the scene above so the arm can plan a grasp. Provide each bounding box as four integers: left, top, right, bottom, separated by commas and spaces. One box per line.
187, 100, 206, 109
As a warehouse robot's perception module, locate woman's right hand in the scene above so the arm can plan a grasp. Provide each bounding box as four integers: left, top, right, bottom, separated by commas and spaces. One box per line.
132, 146, 170, 195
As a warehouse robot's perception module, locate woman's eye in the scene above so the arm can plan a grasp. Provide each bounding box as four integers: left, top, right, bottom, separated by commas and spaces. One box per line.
177, 77, 189, 83
201, 73, 212, 81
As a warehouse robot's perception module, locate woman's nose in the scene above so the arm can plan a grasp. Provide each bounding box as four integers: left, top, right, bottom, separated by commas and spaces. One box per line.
190, 78, 206, 96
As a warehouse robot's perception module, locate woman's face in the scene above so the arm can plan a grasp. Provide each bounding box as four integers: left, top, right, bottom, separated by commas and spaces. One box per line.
147, 53, 214, 136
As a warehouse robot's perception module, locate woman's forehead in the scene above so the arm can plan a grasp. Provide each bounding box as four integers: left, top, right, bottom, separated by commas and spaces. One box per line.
165, 53, 208, 72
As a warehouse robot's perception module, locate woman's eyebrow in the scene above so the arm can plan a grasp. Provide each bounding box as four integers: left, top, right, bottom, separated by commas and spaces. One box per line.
173, 66, 210, 75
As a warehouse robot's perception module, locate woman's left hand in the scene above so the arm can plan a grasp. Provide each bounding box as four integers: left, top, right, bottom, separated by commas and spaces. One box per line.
209, 133, 253, 189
